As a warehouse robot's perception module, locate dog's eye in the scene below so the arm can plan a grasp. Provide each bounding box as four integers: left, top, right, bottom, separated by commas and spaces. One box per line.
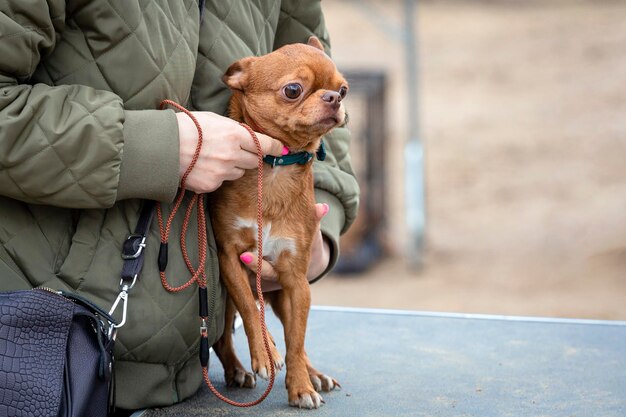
283, 83, 303, 100
339, 86, 348, 99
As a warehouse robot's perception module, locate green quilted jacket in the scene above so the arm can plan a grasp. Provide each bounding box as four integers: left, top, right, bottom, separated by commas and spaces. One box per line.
0, 0, 359, 409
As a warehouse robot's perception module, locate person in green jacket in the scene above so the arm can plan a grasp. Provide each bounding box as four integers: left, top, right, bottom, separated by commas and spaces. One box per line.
0, 0, 359, 410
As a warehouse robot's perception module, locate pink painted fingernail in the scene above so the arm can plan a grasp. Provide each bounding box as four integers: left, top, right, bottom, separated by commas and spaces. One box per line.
322, 203, 330, 216
240, 253, 253, 264
282, 146, 290, 156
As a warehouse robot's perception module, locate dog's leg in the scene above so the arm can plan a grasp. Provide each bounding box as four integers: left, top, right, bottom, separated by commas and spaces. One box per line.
268, 288, 338, 393
265, 327, 285, 371
212, 296, 256, 388
218, 250, 283, 380
269, 279, 323, 409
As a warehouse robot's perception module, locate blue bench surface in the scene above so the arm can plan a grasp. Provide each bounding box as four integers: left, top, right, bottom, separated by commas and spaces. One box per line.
140, 306, 626, 416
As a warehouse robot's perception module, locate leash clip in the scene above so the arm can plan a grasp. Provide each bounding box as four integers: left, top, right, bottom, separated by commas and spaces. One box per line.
108, 276, 137, 339
108, 290, 127, 339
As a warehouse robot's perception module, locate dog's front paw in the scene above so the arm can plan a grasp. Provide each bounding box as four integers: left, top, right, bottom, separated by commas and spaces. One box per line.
289, 390, 324, 409
307, 362, 340, 392
251, 354, 284, 380
287, 370, 325, 409
225, 367, 256, 389
310, 373, 340, 392
251, 340, 284, 380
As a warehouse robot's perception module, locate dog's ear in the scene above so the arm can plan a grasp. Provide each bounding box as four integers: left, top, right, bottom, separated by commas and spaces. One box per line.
307, 36, 325, 52
222, 57, 254, 91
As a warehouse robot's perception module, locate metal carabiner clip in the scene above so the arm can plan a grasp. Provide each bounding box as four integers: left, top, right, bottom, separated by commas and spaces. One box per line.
109, 290, 129, 327
108, 289, 128, 340
108, 276, 136, 339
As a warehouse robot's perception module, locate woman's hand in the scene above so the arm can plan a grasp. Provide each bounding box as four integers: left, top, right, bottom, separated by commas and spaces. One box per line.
177, 111, 286, 193
240, 203, 331, 292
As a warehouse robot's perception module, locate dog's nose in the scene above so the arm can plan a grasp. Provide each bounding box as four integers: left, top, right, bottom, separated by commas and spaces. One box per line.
321, 91, 341, 108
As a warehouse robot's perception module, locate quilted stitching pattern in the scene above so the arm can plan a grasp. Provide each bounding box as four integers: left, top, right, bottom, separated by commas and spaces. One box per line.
0, 83, 124, 208
192, 0, 280, 113
0, 0, 199, 208
36, 0, 198, 108
276, 1, 327, 47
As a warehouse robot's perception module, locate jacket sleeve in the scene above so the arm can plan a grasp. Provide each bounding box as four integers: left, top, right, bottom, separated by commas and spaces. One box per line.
275, 0, 360, 278
0, 1, 180, 208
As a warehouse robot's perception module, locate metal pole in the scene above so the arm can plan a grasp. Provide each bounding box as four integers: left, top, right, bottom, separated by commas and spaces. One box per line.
404, 0, 426, 267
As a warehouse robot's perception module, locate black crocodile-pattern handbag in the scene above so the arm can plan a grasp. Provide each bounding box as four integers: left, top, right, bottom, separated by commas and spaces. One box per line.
0, 289, 116, 417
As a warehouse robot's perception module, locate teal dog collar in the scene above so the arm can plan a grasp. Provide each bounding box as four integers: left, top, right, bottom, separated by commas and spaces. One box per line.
263, 141, 326, 167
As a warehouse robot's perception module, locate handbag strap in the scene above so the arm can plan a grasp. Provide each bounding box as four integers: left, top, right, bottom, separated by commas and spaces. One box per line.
121, 200, 156, 282
109, 200, 156, 338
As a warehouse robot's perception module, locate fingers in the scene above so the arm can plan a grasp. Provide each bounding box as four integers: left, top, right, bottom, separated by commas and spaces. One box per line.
314, 203, 330, 222
307, 203, 331, 280
234, 152, 260, 170
225, 167, 246, 181
180, 112, 291, 193
235, 132, 285, 169
240, 252, 278, 281
239, 127, 287, 157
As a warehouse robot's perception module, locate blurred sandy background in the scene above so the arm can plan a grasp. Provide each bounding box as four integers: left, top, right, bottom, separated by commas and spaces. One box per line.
312, 0, 626, 320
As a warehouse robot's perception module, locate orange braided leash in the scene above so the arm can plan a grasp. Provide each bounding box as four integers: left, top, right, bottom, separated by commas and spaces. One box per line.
157, 99, 207, 292
158, 100, 275, 407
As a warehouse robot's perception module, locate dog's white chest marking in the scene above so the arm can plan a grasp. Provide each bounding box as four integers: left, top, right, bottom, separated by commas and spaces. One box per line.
234, 217, 296, 262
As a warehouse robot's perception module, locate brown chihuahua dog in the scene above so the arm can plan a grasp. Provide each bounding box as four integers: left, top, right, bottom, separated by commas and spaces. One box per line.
209, 36, 348, 409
